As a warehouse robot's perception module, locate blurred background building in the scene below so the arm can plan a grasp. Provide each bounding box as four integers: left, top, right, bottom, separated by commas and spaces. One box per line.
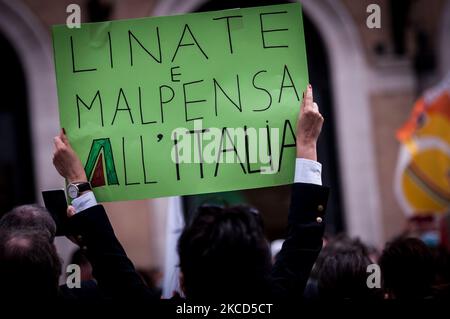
0, 0, 449, 287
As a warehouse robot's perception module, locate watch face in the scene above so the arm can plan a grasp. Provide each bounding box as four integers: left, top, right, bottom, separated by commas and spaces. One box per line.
68, 184, 78, 199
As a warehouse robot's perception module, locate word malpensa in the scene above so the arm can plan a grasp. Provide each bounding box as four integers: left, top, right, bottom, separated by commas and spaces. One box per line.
74, 65, 298, 129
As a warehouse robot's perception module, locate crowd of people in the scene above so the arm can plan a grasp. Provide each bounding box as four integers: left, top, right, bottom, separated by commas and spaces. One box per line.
0, 85, 449, 308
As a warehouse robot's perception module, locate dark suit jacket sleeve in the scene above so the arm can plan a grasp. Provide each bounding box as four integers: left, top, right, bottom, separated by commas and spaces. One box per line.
66, 205, 158, 300
271, 182, 329, 300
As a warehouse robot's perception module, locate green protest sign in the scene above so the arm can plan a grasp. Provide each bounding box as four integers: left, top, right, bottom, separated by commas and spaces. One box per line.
52, 3, 308, 202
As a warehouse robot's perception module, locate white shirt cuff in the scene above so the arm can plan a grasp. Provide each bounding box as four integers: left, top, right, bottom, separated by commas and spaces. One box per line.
294, 158, 322, 185
71, 191, 98, 213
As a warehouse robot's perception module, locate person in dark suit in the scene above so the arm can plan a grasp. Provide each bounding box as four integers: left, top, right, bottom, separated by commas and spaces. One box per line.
52, 84, 328, 302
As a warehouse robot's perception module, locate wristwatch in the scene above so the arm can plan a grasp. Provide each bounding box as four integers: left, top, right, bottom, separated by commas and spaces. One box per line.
67, 181, 92, 199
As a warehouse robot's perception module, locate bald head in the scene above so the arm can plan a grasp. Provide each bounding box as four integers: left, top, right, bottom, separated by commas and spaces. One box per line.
0, 230, 61, 299
0, 204, 56, 242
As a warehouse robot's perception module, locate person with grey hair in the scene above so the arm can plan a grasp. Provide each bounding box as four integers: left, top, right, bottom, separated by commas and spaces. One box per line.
0, 204, 108, 301
0, 204, 56, 242
0, 205, 61, 300
0, 229, 62, 299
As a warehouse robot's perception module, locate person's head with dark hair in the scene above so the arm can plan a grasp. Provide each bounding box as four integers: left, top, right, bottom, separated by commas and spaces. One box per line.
313, 235, 379, 300
178, 204, 271, 301
0, 230, 62, 299
379, 237, 434, 299
0, 205, 56, 242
